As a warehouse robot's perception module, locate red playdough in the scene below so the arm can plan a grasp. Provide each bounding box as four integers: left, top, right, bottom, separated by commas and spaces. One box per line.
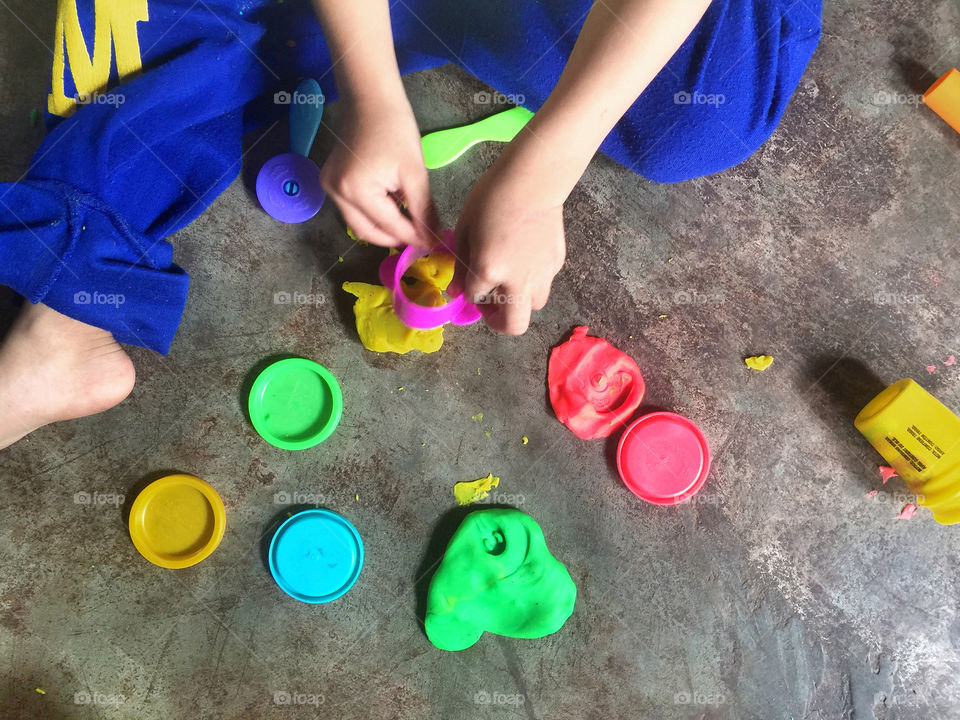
548, 326, 645, 439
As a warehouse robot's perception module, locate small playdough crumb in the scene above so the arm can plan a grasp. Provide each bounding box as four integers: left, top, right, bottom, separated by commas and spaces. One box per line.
355, 494, 359, 501
397, 386, 404, 391
454, 474, 500, 506
745, 355, 774, 371
879, 465, 898, 484
484, 431, 491, 438
337, 256, 343, 262
895, 503, 917, 520
471, 413, 483, 422
521, 436, 529, 445
658, 314, 668, 319
34, 688, 45, 695
865, 489, 879, 498
927, 365, 937, 374
946, 355, 956, 366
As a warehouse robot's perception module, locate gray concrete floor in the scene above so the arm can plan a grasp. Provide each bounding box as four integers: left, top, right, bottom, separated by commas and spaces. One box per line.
3, 1, 960, 719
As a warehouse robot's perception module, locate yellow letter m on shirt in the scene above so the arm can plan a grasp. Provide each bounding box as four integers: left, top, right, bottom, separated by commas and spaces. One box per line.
48, 0, 149, 117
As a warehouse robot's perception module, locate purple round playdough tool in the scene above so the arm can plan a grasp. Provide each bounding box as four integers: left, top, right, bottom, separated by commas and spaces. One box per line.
256, 154, 326, 224
378, 230, 482, 330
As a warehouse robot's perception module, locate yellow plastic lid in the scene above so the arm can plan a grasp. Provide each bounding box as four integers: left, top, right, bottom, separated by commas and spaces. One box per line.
128, 474, 226, 569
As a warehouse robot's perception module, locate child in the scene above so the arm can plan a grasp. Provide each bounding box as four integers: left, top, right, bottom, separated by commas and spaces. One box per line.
0, 0, 821, 448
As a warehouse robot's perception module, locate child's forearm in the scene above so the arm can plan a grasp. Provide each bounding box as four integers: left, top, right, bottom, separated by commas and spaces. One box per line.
506, 0, 712, 199
311, 0, 405, 103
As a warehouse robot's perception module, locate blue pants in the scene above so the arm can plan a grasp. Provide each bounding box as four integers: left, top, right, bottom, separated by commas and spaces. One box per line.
0, 0, 821, 354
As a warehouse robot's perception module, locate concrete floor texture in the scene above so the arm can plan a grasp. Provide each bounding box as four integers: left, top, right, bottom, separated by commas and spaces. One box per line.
2, 0, 960, 718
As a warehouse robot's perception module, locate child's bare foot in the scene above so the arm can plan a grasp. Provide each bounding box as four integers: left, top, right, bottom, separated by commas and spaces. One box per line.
0, 302, 136, 450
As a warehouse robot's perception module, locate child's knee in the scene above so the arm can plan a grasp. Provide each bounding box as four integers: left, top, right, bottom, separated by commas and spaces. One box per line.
628, 100, 779, 183
622, 0, 822, 183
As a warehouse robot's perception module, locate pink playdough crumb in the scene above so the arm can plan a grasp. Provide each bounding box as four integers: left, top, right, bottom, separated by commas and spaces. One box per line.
927, 365, 937, 374
878, 466, 898, 484
895, 503, 917, 520
945, 355, 956, 367
865, 490, 879, 499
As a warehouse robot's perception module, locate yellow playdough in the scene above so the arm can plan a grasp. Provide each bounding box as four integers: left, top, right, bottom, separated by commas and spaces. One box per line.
342, 253, 456, 354
454, 474, 500, 506
745, 355, 774, 371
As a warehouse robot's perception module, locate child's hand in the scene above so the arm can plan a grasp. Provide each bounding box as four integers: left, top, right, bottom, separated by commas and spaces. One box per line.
455, 160, 566, 335
321, 91, 438, 249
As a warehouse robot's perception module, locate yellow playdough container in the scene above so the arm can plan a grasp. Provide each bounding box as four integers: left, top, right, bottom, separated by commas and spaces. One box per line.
855, 378, 960, 524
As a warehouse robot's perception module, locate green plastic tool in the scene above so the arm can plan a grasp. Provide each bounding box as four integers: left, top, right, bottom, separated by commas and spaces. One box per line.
420, 106, 535, 170
424, 508, 577, 651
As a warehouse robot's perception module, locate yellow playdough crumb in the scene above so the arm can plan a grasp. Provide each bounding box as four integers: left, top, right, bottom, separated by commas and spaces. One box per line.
484, 431, 491, 438
658, 314, 668, 319
34, 688, 45, 695
355, 494, 359, 501
345, 226, 368, 245
337, 256, 344, 263
454, 474, 500, 506
745, 355, 774, 371
471, 413, 483, 422
521, 436, 529, 445
397, 386, 404, 391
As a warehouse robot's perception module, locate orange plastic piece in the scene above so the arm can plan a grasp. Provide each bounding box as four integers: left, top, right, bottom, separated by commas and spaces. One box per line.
924, 68, 960, 134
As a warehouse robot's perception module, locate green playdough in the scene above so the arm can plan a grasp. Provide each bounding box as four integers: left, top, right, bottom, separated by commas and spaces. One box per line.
425, 509, 577, 651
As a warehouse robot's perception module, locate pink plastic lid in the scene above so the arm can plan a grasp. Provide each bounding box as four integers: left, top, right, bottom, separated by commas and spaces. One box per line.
616, 411, 711, 505
378, 230, 482, 330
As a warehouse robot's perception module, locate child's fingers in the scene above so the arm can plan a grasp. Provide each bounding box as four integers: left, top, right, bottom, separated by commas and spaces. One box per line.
488, 284, 533, 336
335, 197, 404, 249
463, 270, 498, 307
530, 279, 552, 312
363, 192, 424, 248
458, 233, 501, 305
448, 225, 471, 299
400, 166, 441, 248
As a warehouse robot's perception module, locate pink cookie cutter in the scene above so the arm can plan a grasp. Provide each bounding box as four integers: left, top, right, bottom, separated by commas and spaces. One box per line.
377, 230, 482, 330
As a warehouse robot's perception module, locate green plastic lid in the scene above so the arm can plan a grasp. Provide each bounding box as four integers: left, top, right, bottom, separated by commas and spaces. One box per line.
248, 358, 343, 450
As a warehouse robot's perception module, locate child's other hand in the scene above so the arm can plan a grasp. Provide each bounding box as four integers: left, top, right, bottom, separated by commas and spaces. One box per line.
321, 91, 438, 249
455, 161, 566, 335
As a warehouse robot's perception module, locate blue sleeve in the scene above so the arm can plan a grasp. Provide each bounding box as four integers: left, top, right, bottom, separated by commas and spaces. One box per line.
0, 1, 274, 353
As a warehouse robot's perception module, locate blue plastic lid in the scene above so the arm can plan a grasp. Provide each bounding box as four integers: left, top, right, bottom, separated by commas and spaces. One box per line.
268, 509, 363, 603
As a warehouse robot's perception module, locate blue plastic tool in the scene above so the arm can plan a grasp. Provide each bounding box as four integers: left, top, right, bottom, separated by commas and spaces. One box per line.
256, 78, 326, 223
